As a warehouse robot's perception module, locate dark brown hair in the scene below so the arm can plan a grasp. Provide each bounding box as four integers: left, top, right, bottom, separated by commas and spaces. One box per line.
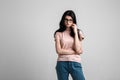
54, 10, 81, 40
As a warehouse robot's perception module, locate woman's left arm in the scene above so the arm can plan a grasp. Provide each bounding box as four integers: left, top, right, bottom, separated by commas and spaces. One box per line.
72, 24, 83, 54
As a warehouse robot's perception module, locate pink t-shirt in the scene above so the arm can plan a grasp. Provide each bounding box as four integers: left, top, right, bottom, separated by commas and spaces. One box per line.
55, 29, 84, 63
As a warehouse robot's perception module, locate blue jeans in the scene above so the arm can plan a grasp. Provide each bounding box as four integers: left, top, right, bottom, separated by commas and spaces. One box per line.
56, 61, 85, 80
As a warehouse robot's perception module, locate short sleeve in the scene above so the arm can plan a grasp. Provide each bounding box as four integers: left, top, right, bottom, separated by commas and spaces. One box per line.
54, 32, 61, 41
79, 30, 85, 40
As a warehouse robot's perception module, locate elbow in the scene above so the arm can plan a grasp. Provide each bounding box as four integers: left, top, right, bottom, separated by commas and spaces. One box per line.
56, 49, 62, 55
76, 48, 83, 54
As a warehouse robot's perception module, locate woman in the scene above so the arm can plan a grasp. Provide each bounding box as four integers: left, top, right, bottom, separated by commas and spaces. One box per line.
54, 10, 85, 80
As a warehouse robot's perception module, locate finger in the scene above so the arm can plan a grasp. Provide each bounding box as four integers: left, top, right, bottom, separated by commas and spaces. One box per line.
72, 24, 75, 26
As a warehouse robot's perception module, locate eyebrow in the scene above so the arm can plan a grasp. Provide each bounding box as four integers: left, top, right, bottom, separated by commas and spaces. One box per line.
64, 18, 73, 20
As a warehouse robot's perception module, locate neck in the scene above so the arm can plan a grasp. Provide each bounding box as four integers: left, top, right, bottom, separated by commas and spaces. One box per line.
66, 27, 71, 31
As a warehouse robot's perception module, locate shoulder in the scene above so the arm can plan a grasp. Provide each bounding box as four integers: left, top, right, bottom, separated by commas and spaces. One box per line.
55, 32, 62, 37
78, 29, 85, 40
79, 30, 83, 35
54, 32, 63, 40
55, 31, 62, 35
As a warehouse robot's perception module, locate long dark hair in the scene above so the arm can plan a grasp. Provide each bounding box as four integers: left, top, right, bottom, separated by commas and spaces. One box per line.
54, 10, 81, 40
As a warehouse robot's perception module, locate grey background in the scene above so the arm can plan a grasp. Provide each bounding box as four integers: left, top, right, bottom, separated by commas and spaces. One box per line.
0, 0, 120, 80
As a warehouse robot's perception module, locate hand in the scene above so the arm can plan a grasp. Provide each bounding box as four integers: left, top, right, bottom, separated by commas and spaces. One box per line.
71, 24, 78, 34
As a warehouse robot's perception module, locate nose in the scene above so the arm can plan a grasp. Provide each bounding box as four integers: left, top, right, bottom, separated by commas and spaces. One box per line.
66, 21, 69, 24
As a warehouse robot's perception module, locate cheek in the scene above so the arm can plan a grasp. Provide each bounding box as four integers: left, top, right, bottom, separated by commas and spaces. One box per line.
64, 22, 73, 25
69, 22, 73, 25
68, 23, 73, 26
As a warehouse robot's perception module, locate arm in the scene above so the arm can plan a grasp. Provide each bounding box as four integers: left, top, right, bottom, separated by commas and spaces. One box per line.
74, 32, 83, 54
72, 24, 83, 54
55, 37, 76, 55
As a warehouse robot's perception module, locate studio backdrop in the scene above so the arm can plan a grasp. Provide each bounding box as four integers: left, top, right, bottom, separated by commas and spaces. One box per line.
0, 0, 120, 80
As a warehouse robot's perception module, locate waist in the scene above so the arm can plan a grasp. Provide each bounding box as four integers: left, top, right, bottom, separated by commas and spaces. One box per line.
57, 54, 81, 63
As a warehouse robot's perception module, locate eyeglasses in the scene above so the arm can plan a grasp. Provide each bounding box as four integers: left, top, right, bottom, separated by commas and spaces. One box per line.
64, 19, 73, 22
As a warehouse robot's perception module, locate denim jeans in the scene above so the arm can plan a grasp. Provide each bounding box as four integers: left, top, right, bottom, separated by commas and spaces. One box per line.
56, 61, 85, 80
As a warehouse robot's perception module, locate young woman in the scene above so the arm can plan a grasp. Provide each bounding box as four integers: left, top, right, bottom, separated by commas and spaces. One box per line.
54, 10, 85, 80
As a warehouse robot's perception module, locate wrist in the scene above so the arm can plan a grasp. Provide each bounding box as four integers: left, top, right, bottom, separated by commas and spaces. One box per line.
74, 31, 78, 35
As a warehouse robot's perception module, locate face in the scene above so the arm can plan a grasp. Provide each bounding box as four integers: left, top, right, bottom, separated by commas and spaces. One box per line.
64, 16, 73, 28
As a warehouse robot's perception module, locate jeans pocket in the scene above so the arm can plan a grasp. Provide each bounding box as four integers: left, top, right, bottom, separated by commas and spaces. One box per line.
73, 62, 82, 68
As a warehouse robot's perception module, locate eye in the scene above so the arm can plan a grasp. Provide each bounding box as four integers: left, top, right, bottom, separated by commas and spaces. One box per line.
64, 19, 73, 22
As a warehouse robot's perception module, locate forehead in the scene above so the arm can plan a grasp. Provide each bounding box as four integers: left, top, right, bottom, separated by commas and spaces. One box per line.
65, 16, 72, 19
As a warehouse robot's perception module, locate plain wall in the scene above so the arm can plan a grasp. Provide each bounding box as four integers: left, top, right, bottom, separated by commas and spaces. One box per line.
0, 0, 120, 80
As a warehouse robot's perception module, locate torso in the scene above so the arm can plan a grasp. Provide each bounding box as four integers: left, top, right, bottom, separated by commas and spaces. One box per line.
57, 30, 81, 63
